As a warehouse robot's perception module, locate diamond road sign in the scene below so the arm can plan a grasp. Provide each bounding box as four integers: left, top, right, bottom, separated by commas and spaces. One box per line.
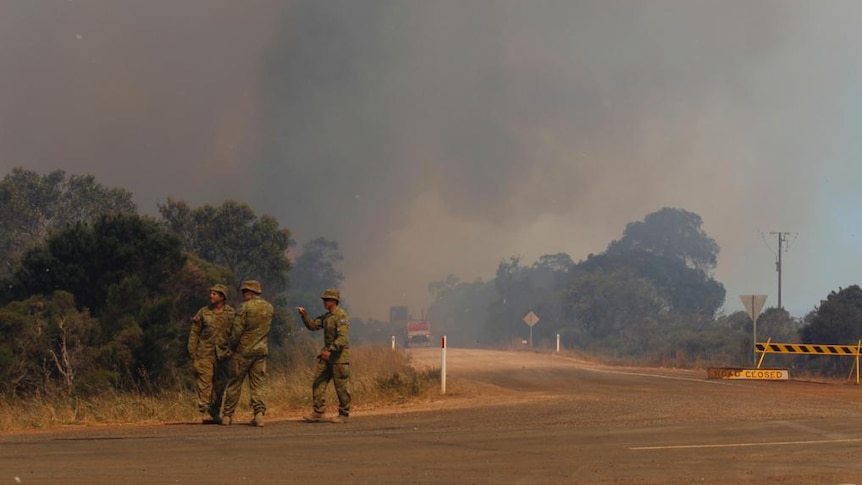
523, 311, 540, 327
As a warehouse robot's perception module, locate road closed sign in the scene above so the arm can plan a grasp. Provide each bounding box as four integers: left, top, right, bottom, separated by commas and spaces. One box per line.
707, 368, 789, 381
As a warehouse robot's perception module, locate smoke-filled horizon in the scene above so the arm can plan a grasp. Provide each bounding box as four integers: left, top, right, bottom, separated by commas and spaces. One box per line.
2, 1, 861, 320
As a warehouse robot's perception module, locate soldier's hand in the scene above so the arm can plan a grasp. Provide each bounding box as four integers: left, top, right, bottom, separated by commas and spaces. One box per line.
319, 349, 331, 361
296, 306, 307, 316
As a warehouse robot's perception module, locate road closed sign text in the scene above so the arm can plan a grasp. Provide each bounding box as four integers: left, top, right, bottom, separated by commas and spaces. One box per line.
707, 368, 789, 381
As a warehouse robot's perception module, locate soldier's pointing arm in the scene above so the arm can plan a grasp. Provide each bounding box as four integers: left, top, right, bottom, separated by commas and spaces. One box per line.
301, 313, 324, 331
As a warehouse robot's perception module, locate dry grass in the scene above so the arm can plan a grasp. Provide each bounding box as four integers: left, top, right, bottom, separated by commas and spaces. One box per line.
0, 345, 440, 432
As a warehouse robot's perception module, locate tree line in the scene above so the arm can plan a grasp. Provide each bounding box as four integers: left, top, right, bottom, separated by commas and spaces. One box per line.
427, 207, 862, 376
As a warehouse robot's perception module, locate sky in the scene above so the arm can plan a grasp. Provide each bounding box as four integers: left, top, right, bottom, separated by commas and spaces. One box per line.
2, 1, 862, 320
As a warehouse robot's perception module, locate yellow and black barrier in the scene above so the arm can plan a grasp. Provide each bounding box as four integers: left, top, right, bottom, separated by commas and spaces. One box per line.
755, 338, 862, 384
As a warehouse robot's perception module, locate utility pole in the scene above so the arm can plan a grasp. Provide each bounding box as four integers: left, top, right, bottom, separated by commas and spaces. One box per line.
769, 231, 792, 309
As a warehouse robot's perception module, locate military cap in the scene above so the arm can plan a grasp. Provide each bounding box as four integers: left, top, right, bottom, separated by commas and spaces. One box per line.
320, 288, 340, 302
240, 280, 263, 294
209, 284, 229, 299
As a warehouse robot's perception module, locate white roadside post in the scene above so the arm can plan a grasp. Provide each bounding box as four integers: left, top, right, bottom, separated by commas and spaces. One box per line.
391, 335, 396, 350
556, 333, 560, 353
441, 335, 447, 394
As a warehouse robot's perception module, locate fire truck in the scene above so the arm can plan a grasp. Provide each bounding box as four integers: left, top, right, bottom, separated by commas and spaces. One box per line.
390, 306, 432, 347
405, 320, 432, 347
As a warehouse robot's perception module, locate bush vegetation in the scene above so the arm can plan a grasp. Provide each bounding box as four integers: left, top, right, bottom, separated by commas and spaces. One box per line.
0, 344, 438, 432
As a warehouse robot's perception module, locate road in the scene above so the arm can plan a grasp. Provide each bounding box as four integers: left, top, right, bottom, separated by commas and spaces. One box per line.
3, 348, 862, 484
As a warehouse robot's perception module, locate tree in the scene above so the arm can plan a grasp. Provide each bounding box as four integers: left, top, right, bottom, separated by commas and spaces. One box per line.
563, 267, 664, 342
428, 274, 462, 300
577, 251, 725, 319
589, 208, 725, 320
165, 254, 236, 327
0, 291, 99, 396
533, 253, 576, 273
607, 207, 719, 273
42, 291, 95, 394
0, 168, 136, 279
159, 198, 292, 293
555, 209, 725, 353
530, 253, 575, 290
793, 286, 862, 377
800, 285, 862, 344
3, 214, 191, 390
755, 307, 801, 343
10, 213, 186, 316
0, 297, 48, 396
290, 237, 344, 305
714, 310, 757, 332
487, 257, 538, 342
485, 255, 575, 345
427, 275, 496, 347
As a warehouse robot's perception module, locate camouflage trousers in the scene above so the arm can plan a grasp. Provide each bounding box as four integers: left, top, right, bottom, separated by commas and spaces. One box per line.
312, 361, 351, 416
223, 355, 267, 416
193, 356, 230, 417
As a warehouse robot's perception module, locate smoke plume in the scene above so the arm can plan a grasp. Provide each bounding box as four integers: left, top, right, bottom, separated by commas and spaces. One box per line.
2, 1, 862, 318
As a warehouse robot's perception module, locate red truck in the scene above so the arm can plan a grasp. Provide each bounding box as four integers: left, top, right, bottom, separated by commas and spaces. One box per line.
405, 321, 432, 347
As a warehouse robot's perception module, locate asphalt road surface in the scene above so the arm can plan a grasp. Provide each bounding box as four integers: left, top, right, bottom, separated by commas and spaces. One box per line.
4, 348, 862, 484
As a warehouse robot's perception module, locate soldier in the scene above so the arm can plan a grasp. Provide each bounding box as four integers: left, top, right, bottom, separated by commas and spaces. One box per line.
296, 288, 351, 424
221, 280, 274, 427
188, 284, 235, 424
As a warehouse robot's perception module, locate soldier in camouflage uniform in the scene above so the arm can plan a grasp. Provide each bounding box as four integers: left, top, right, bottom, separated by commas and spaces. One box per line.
188, 284, 235, 424
221, 280, 274, 427
297, 288, 351, 424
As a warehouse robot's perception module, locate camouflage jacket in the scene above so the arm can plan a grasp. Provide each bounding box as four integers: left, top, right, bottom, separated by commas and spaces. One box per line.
188, 304, 236, 360
230, 296, 274, 357
302, 306, 350, 364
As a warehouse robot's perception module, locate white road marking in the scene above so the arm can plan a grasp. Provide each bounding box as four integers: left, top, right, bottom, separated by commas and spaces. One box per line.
631, 437, 862, 451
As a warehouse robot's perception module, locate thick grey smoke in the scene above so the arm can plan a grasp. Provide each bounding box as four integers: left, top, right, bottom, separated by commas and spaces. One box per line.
2, 1, 862, 318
